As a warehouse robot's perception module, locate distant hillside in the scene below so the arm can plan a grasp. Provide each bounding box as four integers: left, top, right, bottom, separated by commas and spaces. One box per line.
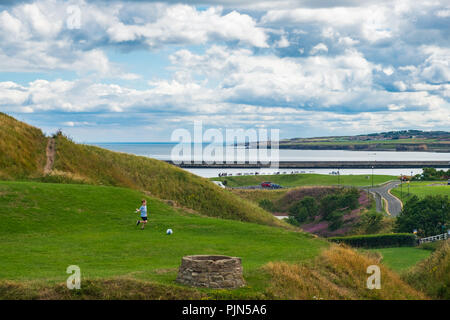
278, 130, 450, 152
0, 113, 283, 227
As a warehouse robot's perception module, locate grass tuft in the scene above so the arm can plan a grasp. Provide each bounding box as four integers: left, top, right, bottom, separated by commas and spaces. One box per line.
263, 245, 426, 300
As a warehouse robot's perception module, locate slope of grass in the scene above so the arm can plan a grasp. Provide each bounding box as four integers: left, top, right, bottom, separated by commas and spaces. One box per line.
212, 173, 396, 188
230, 188, 289, 205
52, 135, 285, 227
0, 181, 327, 298
0, 278, 206, 300
263, 245, 425, 300
0, 112, 285, 227
0, 113, 47, 179
391, 182, 450, 203
366, 247, 432, 272
403, 240, 450, 299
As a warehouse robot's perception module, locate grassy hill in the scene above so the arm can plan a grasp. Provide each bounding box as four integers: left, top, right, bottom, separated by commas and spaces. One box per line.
0, 113, 283, 227
0, 180, 428, 300
366, 247, 432, 272
0, 180, 326, 299
0, 113, 438, 299
391, 181, 450, 203
263, 245, 425, 299
0, 113, 47, 179
403, 240, 450, 299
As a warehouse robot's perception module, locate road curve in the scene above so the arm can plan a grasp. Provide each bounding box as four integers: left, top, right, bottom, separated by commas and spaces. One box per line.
370, 181, 403, 216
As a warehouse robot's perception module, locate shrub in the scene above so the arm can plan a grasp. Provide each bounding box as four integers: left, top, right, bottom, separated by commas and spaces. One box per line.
320, 194, 341, 219
340, 188, 360, 209
418, 241, 441, 252
259, 199, 274, 212
395, 195, 449, 237
328, 211, 345, 231
329, 233, 417, 248
289, 196, 318, 224
358, 211, 384, 234
320, 188, 360, 220
286, 216, 300, 227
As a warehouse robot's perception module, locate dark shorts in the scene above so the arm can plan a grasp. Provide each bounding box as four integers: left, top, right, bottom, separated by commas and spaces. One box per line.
141, 216, 147, 221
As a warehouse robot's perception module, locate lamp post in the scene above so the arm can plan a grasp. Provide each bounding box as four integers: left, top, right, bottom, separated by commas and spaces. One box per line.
400, 173, 403, 203
371, 166, 374, 188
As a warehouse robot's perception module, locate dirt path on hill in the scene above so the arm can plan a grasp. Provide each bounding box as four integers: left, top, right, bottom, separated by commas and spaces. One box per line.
44, 138, 55, 174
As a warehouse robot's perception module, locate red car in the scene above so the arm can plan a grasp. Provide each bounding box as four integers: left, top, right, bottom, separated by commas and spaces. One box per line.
261, 182, 272, 188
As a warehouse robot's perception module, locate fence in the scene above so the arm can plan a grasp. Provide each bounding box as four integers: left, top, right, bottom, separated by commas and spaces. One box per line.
419, 233, 449, 244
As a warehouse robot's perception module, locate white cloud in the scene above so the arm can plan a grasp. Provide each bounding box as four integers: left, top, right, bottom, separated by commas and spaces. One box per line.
260, 2, 435, 44
310, 43, 328, 55
419, 46, 450, 84
275, 35, 290, 48
105, 5, 268, 48
394, 81, 407, 91
435, 9, 450, 17
0, 1, 268, 76
1, 0, 449, 138
382, 66, 394, 76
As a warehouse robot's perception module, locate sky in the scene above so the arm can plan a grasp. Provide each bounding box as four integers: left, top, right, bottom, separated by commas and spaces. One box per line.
0, 0, 449, 142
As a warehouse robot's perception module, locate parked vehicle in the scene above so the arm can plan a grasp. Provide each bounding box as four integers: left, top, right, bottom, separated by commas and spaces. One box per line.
261, 182, 283, 189
212, 181, 226, 188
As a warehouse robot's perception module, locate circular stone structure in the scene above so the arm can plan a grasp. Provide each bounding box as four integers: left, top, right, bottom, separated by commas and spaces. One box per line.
176, 255, 245, 289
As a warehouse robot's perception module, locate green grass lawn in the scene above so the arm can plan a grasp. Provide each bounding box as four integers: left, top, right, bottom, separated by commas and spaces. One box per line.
212, 173, 396, 188
391, 181, 450, 203
367, 247, 432, 272
0, 181, 327, 297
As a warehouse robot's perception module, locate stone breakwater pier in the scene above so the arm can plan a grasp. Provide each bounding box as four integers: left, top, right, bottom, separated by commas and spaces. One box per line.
166, 160, 449, 169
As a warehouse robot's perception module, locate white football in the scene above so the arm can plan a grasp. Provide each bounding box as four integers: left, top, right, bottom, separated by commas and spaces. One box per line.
166, 229, 173, 235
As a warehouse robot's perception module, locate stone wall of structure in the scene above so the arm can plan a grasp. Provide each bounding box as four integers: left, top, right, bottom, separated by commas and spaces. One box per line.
176, 255, 245, 289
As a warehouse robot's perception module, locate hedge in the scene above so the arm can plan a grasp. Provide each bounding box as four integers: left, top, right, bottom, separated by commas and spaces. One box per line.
329, 233, 417, 248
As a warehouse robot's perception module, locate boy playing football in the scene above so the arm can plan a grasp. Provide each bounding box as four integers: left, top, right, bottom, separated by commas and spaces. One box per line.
136, 199, 148, 230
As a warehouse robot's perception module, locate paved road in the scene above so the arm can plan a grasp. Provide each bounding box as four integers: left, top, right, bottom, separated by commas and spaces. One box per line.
233, 181, 404, 215
368, 181, 403, 216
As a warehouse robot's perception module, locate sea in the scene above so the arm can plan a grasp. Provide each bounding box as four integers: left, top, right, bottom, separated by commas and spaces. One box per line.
89, 142, 450, 178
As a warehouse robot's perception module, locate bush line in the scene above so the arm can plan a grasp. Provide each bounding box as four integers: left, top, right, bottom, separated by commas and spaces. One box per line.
329, 233, 417, 248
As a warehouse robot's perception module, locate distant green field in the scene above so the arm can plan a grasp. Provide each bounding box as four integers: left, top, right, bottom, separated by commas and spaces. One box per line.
367, 247, 432, 272
0, 181, 327, 297
391, 181, 450, 203
212, 173, 396, 188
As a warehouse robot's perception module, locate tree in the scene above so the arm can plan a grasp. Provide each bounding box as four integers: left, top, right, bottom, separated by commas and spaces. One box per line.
395, 195, 449, 237
421, 168, 450, 180
320, 194, 341, 219
320, 188, 360, 219
289, 196, 319, 224
341, 188, 360, 210
259, 199, 274, 212
359, 211, 384, 234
